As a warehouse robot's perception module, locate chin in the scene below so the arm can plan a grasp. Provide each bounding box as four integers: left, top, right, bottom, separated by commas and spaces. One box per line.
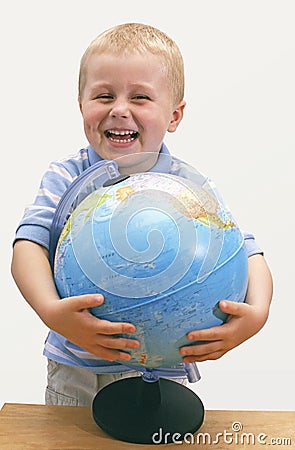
115, 151, 159, 174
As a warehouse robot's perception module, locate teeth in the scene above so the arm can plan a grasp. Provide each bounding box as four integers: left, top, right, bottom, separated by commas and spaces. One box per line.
110, 137, 134, 143
108, 129, 137, 136
105, 129, 138, 143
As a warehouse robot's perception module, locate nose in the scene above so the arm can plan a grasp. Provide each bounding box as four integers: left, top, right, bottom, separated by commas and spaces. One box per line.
110, 98, 130, 118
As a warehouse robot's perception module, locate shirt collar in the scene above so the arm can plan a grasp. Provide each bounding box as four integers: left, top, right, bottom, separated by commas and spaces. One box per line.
87, 143, 172, 174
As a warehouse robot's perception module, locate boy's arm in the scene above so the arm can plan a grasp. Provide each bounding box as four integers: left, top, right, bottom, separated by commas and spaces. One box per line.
179, 254, 273, 362
11, 240, 139, 362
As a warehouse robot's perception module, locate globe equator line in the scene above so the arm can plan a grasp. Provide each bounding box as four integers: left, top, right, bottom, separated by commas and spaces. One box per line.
196, 235, 245, 282
71, 214, 244, 297
97, 241, 246, 318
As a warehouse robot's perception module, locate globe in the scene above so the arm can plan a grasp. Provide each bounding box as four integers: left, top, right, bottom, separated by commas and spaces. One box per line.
54, 171, 248, 369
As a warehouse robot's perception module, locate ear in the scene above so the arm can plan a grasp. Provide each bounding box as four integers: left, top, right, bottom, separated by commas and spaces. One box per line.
167, 100, 186, 133
78, 96, 83, 114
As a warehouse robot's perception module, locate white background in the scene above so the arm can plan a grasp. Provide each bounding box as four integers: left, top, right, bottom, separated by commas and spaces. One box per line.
1, 0, 294, 411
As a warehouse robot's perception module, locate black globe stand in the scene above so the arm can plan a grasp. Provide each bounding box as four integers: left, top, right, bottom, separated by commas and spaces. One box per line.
92, 375, 204, 444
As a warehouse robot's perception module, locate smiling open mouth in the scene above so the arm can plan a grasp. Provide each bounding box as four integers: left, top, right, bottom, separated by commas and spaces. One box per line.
105, 129, 139, 143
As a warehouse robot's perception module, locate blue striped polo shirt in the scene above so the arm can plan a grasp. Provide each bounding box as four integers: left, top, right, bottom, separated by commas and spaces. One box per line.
14, 144, 262, 376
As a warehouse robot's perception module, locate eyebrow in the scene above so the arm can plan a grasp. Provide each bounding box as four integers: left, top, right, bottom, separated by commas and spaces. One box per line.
88, 81, 155, 92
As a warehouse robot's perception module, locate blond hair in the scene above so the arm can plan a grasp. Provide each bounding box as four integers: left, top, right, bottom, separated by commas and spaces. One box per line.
78, 23, 184, 105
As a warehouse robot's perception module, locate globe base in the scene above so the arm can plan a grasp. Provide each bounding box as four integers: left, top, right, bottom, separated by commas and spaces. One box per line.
92, 376, 204, 444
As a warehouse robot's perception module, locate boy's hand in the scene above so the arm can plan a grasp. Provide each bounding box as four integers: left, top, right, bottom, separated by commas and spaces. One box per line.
179, 299, 268, 363
44, 294, 140, 362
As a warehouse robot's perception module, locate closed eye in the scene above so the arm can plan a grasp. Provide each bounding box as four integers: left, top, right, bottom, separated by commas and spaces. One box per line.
132, 95, 150, 100
94, 93, 114, 100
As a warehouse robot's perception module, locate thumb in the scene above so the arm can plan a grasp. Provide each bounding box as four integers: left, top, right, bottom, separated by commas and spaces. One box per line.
218, 299, 245, 317
69, 294, 104, 311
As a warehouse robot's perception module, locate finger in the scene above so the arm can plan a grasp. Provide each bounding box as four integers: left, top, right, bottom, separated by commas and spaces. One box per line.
96, 319, 137, 335
97, 335, 140, 350
182, 349, 226, 363
187, 325, 226, 342
92, 346, 133, 362
180, 340, 222, 358
65, 294, 104, 311
218, 300, 248, 317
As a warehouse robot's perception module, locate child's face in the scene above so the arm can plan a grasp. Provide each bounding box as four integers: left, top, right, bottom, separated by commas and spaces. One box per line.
79, 51, 185, 173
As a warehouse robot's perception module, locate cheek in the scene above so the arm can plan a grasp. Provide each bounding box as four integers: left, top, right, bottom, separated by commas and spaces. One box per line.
147, 116, 171, 137
143, 112, 166, 130
82, 105, 103, 127
82, 110, 96, 127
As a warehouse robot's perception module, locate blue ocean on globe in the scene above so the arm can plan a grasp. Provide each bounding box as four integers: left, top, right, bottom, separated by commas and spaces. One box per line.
54, 172, 248, 369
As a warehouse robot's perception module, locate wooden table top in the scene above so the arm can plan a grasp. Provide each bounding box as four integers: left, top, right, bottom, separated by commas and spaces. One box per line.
0, 403, 294, 449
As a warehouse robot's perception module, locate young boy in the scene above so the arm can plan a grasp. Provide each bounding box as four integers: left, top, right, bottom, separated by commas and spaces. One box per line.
11, 23, 272, 406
